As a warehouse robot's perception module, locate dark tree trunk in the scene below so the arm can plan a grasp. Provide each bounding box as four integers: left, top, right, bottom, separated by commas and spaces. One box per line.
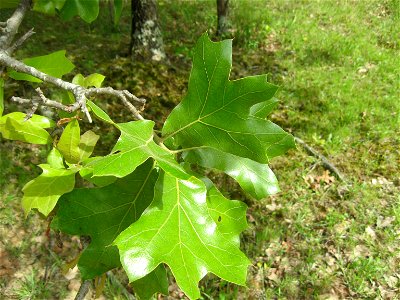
216, 0, 229, 36
130, 0, 165, 61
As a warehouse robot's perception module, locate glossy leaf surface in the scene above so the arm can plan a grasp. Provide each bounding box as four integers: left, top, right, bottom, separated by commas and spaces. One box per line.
78, 130, 99, 161
163, 33, 294, 163
47, 148, 65, 169
57, 119, 80, 164
22, 164, 77, 216
0, 116, 52, 144
8, 50, 74, 82
52, 160, 158, 279
89, 120, 188, 179
206, 185, 248, 245
0, 112, 55, 128
131, 265, 169, 300
87, 100, 114, 124
184, 148, 280, 199
115, 172, 249, 299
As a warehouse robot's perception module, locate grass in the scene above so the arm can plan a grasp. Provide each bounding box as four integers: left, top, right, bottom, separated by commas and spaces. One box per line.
1, 0, 399, 299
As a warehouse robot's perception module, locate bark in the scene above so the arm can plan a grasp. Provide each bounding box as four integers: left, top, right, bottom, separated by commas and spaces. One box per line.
216, 0, 229, 36
130, 0, 165, 61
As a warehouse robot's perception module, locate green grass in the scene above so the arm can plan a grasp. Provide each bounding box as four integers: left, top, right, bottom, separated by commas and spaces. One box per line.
1, 0, 399, 299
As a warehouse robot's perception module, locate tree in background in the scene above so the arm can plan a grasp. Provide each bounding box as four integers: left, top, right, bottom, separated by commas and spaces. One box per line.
130, 0, 165, 61
216, 0, 229, 36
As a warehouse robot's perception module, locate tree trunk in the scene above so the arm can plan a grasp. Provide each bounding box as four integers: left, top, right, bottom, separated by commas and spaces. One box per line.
216, 0, 229, 36
130, 0, 165, 61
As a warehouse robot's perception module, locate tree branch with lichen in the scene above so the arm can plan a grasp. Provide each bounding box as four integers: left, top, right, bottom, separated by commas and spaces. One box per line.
0, 1, 146, 123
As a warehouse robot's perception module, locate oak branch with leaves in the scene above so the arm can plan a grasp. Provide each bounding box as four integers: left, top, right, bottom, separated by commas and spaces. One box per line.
0, 1, 295, 299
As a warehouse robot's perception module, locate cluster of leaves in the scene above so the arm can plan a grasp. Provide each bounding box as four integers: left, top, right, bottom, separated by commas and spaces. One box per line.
1, 0, 123, 24
0, 3, 295, 297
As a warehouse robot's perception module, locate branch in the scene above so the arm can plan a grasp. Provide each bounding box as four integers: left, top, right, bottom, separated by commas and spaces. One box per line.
0, 50, 146, 123
0, 0, 32, 51
7, 27, 35, 55
294, 136, 346, 182
74, 279, 91, 300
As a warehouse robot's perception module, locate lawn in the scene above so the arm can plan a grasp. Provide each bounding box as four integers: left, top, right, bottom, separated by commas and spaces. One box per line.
1, 0, 399, 299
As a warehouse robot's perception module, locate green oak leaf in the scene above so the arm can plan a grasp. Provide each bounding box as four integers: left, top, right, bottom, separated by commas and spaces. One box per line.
115, 172, 250, 300
184, 147, 280, 199
79, 157, 117, 187
0, 112, 55, 128
60, 0, 99, 23
52, 160, 158, 279
89, 120, 189, 179
250, 96, 279, 118
57, 119, 80, 164
78, 130, 99, 161
0, 78, 4, 116
0, 117, 52, 144
206, 184, 248, 246
22, 164, 77, 216
162, 33, 295, 163
8, 50, 74, 83
87, 100, 114, 124
33, 0, 66, 15
131, 265, 169, 300
47, 148, 65, 169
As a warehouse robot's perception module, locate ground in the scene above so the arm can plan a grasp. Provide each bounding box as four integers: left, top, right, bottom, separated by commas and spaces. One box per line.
0, 0, 399, 299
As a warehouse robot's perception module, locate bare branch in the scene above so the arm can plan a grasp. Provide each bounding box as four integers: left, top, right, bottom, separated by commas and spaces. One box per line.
294, 136, 346, 182
7, 28, 35, 55
86, 87, 146, 120
0, 50, 146, 122
74, 279, 91, 300
0, 0, 32, 50
11, 96, 72, 112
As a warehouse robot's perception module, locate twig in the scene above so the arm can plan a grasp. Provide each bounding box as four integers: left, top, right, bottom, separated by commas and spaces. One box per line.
295, 136, 346, 182
7, 27, 35, 55
0, 0, 32, 50
74, 279, 91, 300
11, 96, 73, 112
0, 51, 145, 122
